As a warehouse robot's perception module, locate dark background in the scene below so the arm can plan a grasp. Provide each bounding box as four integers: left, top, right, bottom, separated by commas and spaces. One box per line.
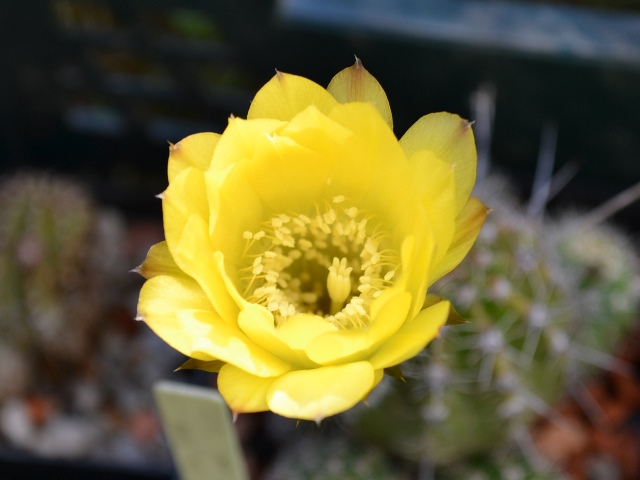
1, 0, 639, 230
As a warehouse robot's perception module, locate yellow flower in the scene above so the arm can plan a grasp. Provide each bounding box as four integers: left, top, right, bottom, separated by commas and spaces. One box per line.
136, 60, 488, 421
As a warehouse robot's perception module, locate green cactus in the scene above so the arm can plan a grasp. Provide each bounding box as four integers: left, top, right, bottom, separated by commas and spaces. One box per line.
0, 173, 119, 370
264, 429, 413, 480
347, 176, 639, 473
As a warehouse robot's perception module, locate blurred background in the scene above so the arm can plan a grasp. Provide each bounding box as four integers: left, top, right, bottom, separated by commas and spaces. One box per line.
1, 0, 640, 479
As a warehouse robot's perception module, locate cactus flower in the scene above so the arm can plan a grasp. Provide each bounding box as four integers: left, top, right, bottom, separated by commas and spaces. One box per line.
136, 60, 487, 421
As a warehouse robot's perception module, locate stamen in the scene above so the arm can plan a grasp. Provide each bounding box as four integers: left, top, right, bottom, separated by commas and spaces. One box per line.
239, 198, 400, 328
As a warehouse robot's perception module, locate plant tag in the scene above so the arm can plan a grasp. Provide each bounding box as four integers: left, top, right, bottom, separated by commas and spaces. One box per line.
154, 381, 249, 480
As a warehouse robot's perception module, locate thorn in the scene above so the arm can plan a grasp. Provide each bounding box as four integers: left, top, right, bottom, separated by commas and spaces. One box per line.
134, 314, 144, 322
353, 55, 363, 69
275, 69, 283, 80
129, 266, 141, 274
155, 191, 165, 200
232, 412, 239, 424
462, 119, 475, 130
582, 178, 640, 226
229, 113, 235, 119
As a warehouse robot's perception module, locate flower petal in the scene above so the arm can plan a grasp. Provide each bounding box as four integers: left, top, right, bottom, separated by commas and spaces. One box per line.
168, 132, 220, 182
177, 358, 225, 373
267, 361, 376, 421
237, 304, 323, 368
327, 58, 393, 130
137, 274, 213, 360
206, 165, 264, 265
398, 231, 437, 319
409, 150, 456, 267
218, 364, 273, 414
210, 117, 286, 173
400, 112, 477, 214
176, 310, 292, 377
139, 276, 287, 377
305, 290, 411, 366
137, 241, 182, 279
328, 102, 417, 240
162, 166, 208, 255
248, 71, 338, 121
430, 196, 489, 284
368, 300, 450, 370
172, 214, 240, 323
243, 125, 333, 213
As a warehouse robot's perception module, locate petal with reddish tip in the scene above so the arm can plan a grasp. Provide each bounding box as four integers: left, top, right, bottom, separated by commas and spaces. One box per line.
177, 358, 225, 373
168, 132, 220, 182
401, 112, 477, 214
327, 58, 393, 129
248, 72, 338, 121
137, 241, 182, 279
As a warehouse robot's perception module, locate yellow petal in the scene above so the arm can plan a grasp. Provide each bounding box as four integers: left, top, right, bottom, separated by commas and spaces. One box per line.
243, 125, 333, 213
176, 310, 292, 377
218, 364, 273, 414
168, 132, 220, 182
172, 214, 240, 323
277, 313, 339, 351
237, 304, 321, 368
430, 196, 489, 284
398, 232, 437, 319
206, 166, 265, 264
305, 290, 411, 366
139, 273, 291, 377
137, 241, 182, 279
400, 112, 477, 214
162, 166, 208, 255
267, 361, 376, 421
248, 71, 338, 121
137, 274, 213, 361
210, 117, 286, 173
409, 150, 456, 266
368, 300, 450, 370
327, 58, 393, 130
328, 102, 417, 239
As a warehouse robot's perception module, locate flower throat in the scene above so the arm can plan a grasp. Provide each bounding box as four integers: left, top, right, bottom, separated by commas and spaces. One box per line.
240, 196, 400, 329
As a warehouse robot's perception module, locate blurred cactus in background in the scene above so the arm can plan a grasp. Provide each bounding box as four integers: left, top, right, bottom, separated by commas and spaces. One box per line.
0, 172, 175, 462
342, 176, 640, 477
0, 173, 107, 367
265, 430, 413, 480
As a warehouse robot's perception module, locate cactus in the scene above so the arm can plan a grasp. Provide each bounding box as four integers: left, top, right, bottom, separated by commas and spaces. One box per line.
0, 172, 119, 372
346, 176, 639, 473
264, 428, 413, 480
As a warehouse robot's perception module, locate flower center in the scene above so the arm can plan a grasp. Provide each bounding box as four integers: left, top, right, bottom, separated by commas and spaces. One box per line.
240, 196, 400, 329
